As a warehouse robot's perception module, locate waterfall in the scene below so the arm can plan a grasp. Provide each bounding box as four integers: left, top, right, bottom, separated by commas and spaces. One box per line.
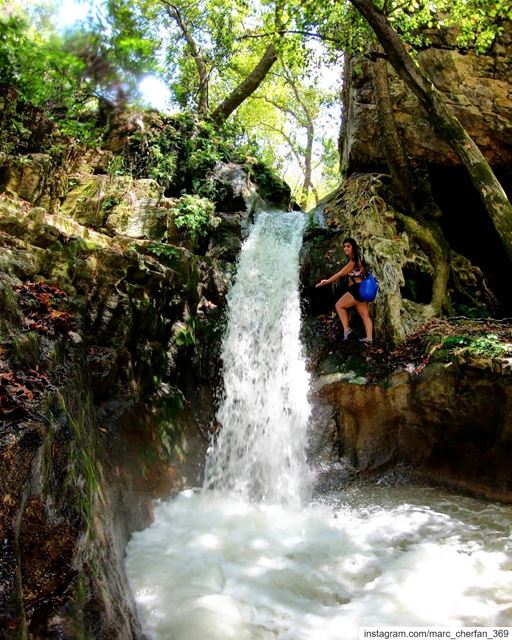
204, 210, 312, 505
125, 209, 512, 640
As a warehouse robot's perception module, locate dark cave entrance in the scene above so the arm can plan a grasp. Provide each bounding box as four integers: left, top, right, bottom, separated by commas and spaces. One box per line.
428, 164, 511, 316
401, 264, 433, 304
0, 165, 8, 193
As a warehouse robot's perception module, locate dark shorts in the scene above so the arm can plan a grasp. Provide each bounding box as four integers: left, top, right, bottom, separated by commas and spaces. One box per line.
347, 283, 364, 303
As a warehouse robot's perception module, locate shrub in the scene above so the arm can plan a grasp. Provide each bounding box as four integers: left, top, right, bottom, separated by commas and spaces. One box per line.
172, 194, 219, 242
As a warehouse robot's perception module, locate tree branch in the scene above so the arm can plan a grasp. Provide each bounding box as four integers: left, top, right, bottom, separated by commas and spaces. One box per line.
236, 29, 339, 44
161, 0, 209, 116
210, 43, 279, 124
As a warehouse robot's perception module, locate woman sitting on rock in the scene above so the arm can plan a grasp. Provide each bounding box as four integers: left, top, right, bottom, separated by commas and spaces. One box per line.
315, 237, 373, 344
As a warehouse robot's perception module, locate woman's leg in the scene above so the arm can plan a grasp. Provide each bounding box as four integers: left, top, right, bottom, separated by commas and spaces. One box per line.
355, 302, 373, 340
335, 292, 357, 333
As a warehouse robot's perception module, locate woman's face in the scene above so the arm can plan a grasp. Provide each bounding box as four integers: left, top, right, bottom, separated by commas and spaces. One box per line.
343, 242, 354, 257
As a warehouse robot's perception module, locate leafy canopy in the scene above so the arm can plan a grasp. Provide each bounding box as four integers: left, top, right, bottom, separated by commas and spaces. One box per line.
1, 0, 508, 201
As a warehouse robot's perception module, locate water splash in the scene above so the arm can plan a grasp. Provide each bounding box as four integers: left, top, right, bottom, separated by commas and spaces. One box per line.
203, 211, 312, 505
126, 487, 512, 640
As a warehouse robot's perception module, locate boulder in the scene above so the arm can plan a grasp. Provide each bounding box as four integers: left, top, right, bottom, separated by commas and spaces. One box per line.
341, 29, 512, 171
208, 161, 264, 213
0, 153, 67, 211
315, 345, 512, 502
60, 174, 169, 239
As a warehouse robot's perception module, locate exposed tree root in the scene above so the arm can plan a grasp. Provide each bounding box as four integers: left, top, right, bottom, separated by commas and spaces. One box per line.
395, 212, 449, 316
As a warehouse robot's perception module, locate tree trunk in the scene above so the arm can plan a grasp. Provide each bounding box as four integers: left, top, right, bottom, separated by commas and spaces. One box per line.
281, 65, 316, 211
312, 184, 320, 205
372, 56, 417, 212
300, 122, 314, 210
349, 0, 512, 263
211, 44, 278, 124
164, 4, 209, 117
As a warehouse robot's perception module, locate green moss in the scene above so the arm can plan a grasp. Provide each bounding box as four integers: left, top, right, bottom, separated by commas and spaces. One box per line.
101, 195, 120, 214
465, 334, 509, 358
353, 62, 364, 79
0, 280, 22, 330
157, 390, 187, 460
440, 335, 470, 350
57, 393, 99, 538
430, 332, 511, 361
173, 317, 196, 347
105, 201, 132, 231
245, 160, 290, 204
146, 242, 180, 261
429, 346, 450, 362
61, 179, 103, 227
471, 160, 494, 185
318, 350, 370, 379
39, 410, 58, 499
83, 239, 102, 250
305, 210, 321, 233
185, 256, 201, 298
67, 572, 95, 640
11, 331, 40, 367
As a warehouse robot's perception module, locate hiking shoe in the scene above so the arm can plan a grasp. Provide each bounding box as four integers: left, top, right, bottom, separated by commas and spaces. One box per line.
343, 329, 353, 341
359, 337, 373, 345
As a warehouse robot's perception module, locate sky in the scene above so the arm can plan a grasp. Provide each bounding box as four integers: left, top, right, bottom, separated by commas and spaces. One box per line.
52, 0, 174, 110
55, 0, 88, 27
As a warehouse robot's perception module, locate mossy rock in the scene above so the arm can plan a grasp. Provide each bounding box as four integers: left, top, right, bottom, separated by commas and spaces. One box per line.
60, 176, 105, 227
245, 160, 291, 206
11, 331, 40, 367
0, 279, 22, 333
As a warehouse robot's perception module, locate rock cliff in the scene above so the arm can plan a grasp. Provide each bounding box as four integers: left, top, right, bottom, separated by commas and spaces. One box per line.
0, 189, 231, 638
341, 29, 512, 172
302, 26, 512, 503
338, 25, 512, 313
312, 320, 512, 503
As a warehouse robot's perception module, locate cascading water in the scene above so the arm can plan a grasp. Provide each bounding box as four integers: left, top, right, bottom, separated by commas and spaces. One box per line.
203, 211, 311, 505
126, 211, 512, 640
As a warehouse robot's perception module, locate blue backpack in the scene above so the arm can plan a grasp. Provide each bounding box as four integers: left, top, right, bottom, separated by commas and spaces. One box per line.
359, 270, 379, 302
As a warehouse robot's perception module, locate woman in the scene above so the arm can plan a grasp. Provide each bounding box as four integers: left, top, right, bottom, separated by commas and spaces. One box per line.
315, 237, 373, 344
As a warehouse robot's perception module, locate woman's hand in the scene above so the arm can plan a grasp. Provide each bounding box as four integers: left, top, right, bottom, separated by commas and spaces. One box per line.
315, 279, 329, 288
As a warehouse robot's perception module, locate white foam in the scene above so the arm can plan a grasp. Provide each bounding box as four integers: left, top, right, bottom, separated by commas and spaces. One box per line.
126, 488, 512, 639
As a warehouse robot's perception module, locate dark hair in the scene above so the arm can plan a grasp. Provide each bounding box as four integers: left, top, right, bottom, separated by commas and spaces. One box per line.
343, 237, 362, 269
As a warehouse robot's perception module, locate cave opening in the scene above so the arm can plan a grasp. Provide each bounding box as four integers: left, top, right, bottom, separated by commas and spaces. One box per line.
0, 166, 8, 192
401, 264, 433, 304
428, 164, 511, 315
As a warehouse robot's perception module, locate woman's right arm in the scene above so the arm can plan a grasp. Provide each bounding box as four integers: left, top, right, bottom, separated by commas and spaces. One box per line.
315, 260, 355, 287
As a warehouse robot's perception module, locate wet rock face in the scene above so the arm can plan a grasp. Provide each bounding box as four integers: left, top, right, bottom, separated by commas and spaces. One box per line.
317, 360, 512, 502
59, 174, 169, 238
0, 153, 68, 211
209, 162, 262, 213
0, 193, 232, 638
0, 97, 295, 637
341, 28, 512, 172
300, 175, 495, 351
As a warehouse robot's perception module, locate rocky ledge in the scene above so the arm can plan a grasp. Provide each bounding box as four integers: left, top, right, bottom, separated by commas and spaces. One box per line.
311, 318, 512, 503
